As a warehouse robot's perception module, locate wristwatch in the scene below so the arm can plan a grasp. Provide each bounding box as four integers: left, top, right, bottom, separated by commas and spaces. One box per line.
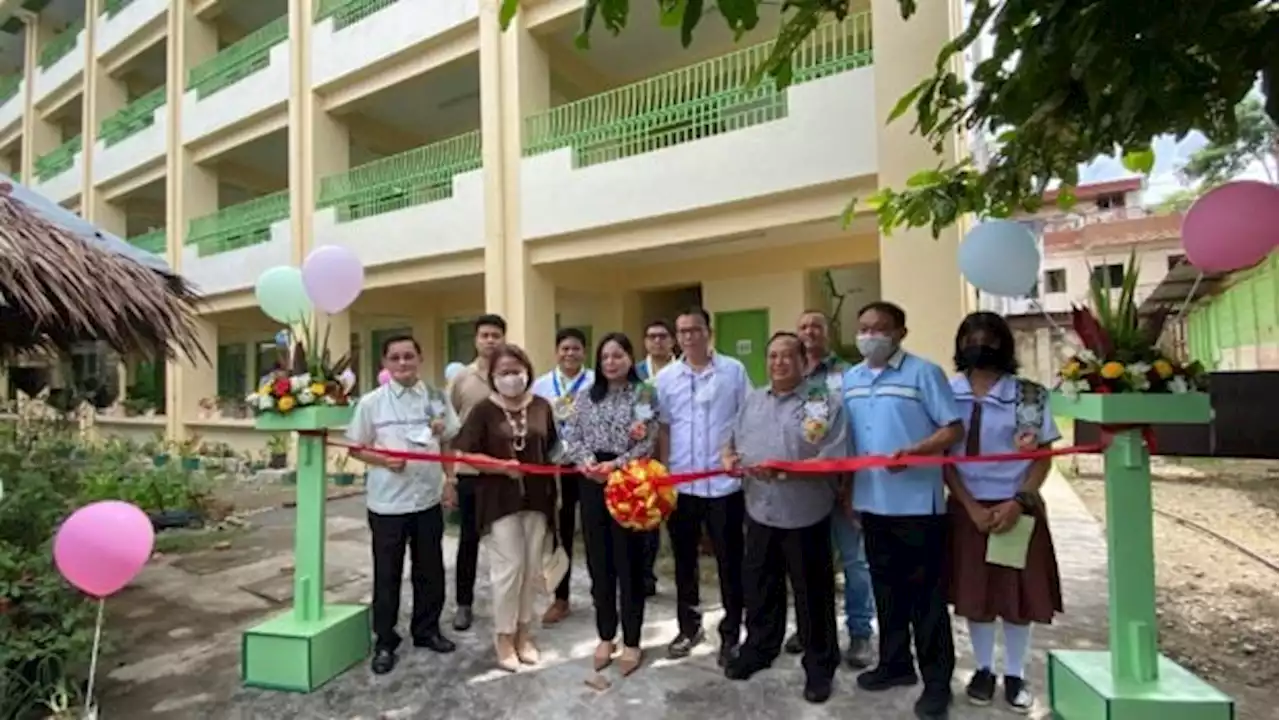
1013, 491, 1038, 513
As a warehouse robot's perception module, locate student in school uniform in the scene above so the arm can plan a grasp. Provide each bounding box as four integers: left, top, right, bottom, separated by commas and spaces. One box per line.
943, 311, 1063, 713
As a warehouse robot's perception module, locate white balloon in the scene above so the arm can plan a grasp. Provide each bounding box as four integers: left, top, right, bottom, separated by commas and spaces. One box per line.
958, 220, 1041, 298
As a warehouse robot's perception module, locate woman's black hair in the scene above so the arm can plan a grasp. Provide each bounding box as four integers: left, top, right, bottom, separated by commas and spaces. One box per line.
589, 332, 642, 402
953, 311, 1019, 374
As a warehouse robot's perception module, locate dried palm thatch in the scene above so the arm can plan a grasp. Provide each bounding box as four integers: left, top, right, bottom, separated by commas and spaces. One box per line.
0, 182, 208, 362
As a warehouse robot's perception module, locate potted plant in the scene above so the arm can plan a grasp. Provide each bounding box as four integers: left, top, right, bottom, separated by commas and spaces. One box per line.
122, 396, 152, 417
147, 430, 171, 466
266, 434, 289, 469
330, 453, 356, 486
176, 433, 202, 472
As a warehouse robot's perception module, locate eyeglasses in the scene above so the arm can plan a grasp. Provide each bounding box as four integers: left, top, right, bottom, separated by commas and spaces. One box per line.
645, 332, 670, 340
675, 327, 706, 337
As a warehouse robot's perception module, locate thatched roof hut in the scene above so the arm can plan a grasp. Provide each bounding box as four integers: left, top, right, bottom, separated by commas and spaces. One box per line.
0, 178, 206, 362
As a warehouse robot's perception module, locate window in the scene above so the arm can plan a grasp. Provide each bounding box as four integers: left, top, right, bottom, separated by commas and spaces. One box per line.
1091, 264, 1126, 289
216, 343, 248, 398
1044, 269, 1068, 294
1167, 254, 1186, 271
445, 321, 477, 367
1095, 192, 1126, 209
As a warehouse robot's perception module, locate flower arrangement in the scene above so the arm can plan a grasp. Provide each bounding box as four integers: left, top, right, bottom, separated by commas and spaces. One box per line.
628, 383, 657, 442
801, 384, 831, 443
1058, 251, 1207, 397
246, 321, 357, 415
605, 459, 678, 531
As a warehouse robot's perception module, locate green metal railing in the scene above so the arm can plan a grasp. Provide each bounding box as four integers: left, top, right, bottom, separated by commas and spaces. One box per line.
99, 86, 166, 147
315, 0, 400, 30
187, 191, 291, 256
38, 19, 83, 70
317, 130, 481, 223
33, 135, 82, 182
0, 74, 20, 105
524, 12, 873, 167
187, 17, 288, 100
127, 229, 166, 254
103, 0, 138, 17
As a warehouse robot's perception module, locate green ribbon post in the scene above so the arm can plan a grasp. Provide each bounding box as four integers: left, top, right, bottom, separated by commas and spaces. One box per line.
240, 405, 370, 693
1048, 392, 1234, 719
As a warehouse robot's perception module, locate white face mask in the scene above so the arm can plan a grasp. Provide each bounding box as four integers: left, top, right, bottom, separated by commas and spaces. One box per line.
495, 373, 528, 398
856, 333, 897, 364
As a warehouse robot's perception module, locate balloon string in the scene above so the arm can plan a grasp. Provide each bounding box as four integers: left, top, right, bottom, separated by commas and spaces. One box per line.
1174, 271, 1204, 318
84, 598, 105, 714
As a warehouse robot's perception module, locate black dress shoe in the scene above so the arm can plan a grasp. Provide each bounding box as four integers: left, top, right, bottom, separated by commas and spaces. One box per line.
717, 640, 740, 668
724, 655, 769, 681
452, 606, 473, 632
856, 665, 919, 692
413, 631, 457, 654
370, 648, 397, 675
666, 628, 705, 659
784, 632, 804, 655
914, 686, 953, 719
803, 675, 834, 704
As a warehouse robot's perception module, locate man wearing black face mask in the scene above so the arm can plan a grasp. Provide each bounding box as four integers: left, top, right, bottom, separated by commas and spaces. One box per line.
841, 302, 965, 720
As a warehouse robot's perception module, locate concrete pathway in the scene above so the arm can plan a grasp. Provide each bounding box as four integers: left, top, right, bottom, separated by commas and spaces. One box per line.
103, 470, 1109, 719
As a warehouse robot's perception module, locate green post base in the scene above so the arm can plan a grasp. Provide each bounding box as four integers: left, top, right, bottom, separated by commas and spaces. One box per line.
242, 603, 371, 693
1050, 650, 1234, 720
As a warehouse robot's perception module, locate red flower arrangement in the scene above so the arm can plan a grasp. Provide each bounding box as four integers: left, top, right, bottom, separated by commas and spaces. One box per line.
604, 459, 678, 531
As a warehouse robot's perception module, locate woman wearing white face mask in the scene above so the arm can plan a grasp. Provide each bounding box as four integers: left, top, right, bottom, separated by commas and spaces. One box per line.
453, 343, 561, 672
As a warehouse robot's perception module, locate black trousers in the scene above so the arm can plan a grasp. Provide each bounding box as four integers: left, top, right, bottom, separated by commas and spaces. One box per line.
369, 506, 445, 651
862, 512, 955, 690
740, 514, 839, 681
554, 471, 583, 601
454, 478, 480, 608
666, 491, 745, 644
579, 470, 647, 646
642, 529, 660, 589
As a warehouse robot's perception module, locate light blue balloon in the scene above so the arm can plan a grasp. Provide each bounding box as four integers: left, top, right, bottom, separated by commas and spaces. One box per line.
444, 362, 466, 383
958, 220, 1041, 297
254, 266, 313, 325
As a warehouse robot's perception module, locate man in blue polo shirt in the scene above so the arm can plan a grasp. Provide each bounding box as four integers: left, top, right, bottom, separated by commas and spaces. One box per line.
843, 301, 964, 720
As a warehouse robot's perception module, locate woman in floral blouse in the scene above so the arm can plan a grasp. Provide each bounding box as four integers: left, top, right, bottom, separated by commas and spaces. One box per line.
562, 332, 660, 677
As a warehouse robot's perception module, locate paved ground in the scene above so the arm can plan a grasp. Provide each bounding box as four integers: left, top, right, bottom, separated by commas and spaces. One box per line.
102, 471, 1111, 719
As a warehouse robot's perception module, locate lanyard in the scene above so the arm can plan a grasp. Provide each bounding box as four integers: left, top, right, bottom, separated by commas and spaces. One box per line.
553, 370, 587, 398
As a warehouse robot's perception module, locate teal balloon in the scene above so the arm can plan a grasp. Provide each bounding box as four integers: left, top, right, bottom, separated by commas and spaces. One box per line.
959, 220, 1041, 298
255, 266, 312, 324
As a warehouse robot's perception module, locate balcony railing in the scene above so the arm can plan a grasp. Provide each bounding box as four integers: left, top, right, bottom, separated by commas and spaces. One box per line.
103, 0, 139, 17
38, 19, 83, 70
187, 191, 290, 257
127, 229, 166, 254
0, 74, 20, 105
317, 130, 481, 223
187, 17, 288, 100
523, 12, 873, 168
99, 86, 166, 147
315, 0, 401, 30
33, 135, 82, 182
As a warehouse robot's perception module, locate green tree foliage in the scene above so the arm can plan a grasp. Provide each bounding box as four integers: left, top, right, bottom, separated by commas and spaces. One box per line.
1179, 96, 1279, 187
498, 0, 1278, 237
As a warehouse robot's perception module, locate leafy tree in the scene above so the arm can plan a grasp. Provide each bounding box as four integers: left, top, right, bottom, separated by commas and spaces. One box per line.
498, 0, 1278, 236
1179, 96, 1278, 186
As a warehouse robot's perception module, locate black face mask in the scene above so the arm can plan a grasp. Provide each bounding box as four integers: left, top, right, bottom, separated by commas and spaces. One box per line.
960, 345, 1004, 370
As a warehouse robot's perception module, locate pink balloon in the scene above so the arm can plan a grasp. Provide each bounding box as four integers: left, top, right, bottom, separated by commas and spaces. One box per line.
302, 245, 365, 314
377, 369, 392, 386
1182, 180, 1279, 273
53, 501, 154, 598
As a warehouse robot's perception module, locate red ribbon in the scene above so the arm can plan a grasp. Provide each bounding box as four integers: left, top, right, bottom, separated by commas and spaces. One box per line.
315, 435, 1115, 487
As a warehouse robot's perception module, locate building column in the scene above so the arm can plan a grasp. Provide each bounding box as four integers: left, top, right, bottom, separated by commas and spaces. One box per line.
871, 0, 970, 367
82, 0, 127, 231
20, 13, 60, 184
481, 2, 556, 371
164, 0, 219, 439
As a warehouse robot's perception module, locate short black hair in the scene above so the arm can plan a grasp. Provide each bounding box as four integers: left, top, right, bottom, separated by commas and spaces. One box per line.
954, 311, 1019, 374
474, 313, 507, 334
487, 343, 534, 391
645, 319, 674, 335
380, 334, 421, 358
555, 327, 587, 347
856, 301, 907, 330
675, 306, 711, 328
767, 331, 807, 357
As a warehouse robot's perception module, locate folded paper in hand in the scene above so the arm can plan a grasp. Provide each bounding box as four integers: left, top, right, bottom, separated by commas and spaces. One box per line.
985, 515, 1036, 570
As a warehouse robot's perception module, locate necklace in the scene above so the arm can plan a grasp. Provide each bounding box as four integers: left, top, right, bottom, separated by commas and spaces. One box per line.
500, 404, 529, 452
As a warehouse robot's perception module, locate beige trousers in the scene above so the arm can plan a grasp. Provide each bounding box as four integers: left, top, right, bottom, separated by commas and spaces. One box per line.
484, 510, 548, 635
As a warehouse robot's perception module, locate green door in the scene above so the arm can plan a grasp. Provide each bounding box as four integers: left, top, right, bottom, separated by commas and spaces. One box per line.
445, 320, 478, 366
714, 309, 770, 386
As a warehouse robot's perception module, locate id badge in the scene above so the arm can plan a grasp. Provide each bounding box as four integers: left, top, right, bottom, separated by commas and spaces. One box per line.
825, 372, 842, 394
406, 426, 436, 448
694, 376, 717, 405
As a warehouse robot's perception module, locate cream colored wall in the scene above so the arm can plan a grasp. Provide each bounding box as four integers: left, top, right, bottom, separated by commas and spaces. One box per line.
702, 271, 810, 335
1044, 240, 1183, 307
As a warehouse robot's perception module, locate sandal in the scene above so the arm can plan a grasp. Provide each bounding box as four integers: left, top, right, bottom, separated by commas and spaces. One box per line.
593, 641, 616, 671
619, 647, 643, 677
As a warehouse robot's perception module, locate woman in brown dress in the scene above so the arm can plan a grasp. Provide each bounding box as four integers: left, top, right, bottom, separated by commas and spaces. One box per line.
452, 343, 560, 672
943, 311, 1063, 713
